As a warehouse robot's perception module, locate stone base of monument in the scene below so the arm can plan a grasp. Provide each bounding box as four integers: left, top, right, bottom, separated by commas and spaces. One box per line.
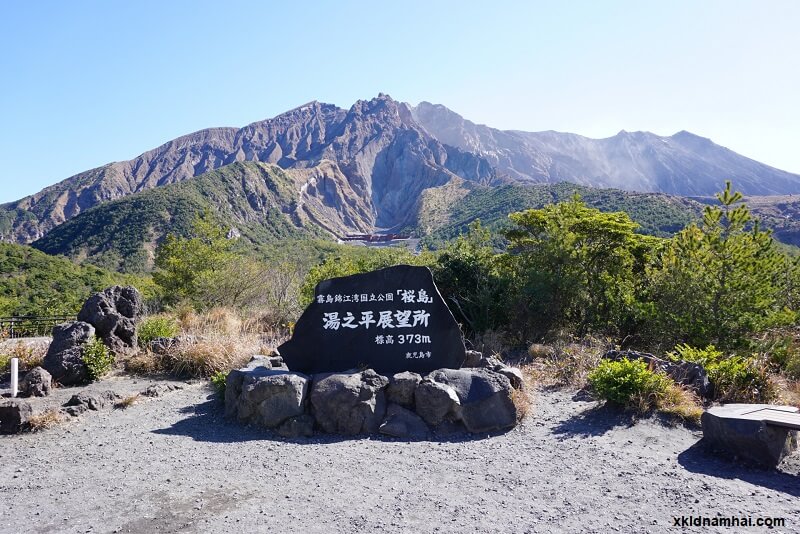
701, 404, 800, 468
224, 353, 524, 438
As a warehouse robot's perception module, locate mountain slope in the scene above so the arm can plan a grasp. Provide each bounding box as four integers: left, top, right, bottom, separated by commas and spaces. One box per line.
4, 94, 800, 249
411, 102, 800, 196
32, 161, 376, 272
1, 95, 494, 244
0, 242, 153, 315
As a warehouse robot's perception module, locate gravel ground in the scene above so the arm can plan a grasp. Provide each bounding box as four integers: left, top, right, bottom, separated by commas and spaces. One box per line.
1, 381, 798, 534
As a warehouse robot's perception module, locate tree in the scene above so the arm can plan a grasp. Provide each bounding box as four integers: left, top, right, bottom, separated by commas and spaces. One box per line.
153, 210, 236, 306
432, 221, 512, 334
504, 195, 652, 337
647, 182, 792, 347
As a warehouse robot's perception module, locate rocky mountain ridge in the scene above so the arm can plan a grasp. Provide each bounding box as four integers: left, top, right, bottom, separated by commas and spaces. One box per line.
2, 93, 799, 246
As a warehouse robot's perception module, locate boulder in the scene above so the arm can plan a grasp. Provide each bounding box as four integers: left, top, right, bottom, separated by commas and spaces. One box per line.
386, 371, 422, 407
0, 399, 32, 434
604, 350, 713, 399
64, 390, 120, 416
234, 369, 310, 428
498, 367, 525, 390
43, 321, 94, 385
463, 350, 484, 368
701, 404, 799, 468
310, 369, 389, 435
478, 356, 505, 372
379, 403, 429, 438
20, 367, 52, 397
78, 285, 144, 354
414, 379, 460, 426
277, 414, 315, 438
426, 368, 517, 433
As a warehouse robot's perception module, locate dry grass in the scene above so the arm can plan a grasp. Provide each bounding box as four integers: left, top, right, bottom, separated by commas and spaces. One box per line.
27, 409, 64, 432
124, 307, 286, 379
773, 375, 800, 409
0, 340, 48, 372
523, 337, 606, 388
642, 384, 703, 425
510, 387, 533, 423
115, 394, 140, 410
161, 333, 258, 377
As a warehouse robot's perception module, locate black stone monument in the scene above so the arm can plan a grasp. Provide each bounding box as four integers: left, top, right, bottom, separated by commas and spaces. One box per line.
278, 265, 466, 374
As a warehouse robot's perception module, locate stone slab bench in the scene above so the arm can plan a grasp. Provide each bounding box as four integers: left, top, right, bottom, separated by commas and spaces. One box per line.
701, 404, 800, 467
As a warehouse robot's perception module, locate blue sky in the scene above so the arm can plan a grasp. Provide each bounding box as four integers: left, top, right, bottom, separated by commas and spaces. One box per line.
1, 0, 798, 202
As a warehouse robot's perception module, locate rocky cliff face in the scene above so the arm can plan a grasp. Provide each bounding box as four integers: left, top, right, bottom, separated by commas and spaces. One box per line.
3, 94, 799, 245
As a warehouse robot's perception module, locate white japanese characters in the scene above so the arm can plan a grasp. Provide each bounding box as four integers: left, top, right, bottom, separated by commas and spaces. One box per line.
322, 309, 431, 330
315, 289, 434, 305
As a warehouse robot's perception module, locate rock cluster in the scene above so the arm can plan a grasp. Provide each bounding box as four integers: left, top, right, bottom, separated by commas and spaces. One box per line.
225, 353, 524, 438
604, 349, 712, 399
19, 367, 52, 397
43, 286, 144, 385
78, 285, 144, 354
43, 321, 95, 385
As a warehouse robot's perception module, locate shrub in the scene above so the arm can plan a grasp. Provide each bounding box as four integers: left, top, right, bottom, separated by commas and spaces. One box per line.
0, 354, 9, 372
82, 337, 114, 381
588, 358, 671, 408
210, 371, 228, 396
710, 356, 776, 403
668, 343, 776, 403
138, 315, 180, 347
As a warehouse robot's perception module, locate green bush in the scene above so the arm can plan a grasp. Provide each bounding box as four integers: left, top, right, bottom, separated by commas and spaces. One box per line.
210, 370, 228, 396
710, 356, 776, 403
138, 316, 180, 347
588, 358, 671, 408
0, 354, 10, 372
668, 343, 775, 403
82, 337, 115, 381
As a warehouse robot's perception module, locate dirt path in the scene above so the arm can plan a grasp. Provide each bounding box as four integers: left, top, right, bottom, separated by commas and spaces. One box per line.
1, 383, 798, 534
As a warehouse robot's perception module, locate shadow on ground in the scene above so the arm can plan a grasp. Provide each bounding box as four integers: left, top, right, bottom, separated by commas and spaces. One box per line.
152, 395, 508, 445
551, 403, 638, 438
678, 440, 800, 497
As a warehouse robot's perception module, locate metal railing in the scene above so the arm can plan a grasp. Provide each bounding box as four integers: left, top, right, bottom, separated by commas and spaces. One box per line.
0, 316, 74, 339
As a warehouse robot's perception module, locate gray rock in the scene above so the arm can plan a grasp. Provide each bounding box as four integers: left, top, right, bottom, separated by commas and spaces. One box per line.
20, 367, 52, 397
387, 371, 422, 407
0, 399, 32, 434
247, 354, 287, 370
427, 368, 517, 433
43, 321, 94, 385
604, 350, 713, 399
140, 384, 182, 397
277, 414, 315, 438
236, 369, 310, 428
414, 379, 460, 426
310, 369, 389, 435
78, 285, 144, 354
379, 403, 429, 438
479, 356, 505, 372
701, 404, 799, 468
499, 367, 524, 390
463, 350, 484, 368
64, 390, 120, 416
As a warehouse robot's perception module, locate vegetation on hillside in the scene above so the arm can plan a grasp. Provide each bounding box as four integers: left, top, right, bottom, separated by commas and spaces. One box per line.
0, 242, 154, 316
